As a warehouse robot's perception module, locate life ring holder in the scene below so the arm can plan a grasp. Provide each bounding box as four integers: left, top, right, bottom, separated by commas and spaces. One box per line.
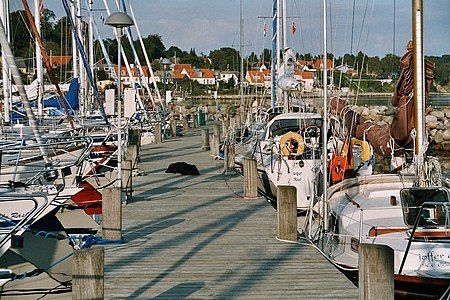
279, 131, 305, 156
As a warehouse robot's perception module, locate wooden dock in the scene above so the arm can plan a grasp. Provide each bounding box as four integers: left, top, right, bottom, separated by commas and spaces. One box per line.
103, 125, 358, 299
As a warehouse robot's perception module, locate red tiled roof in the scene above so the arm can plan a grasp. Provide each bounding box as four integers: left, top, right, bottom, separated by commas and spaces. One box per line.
49, 56, 72, 66
113, 65, 152, 77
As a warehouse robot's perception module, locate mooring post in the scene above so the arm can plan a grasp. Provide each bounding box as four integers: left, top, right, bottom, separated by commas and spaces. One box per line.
213, 123, 221, 141
126, 128, 139, 166
154, 122, 162, 144
359, 244, 394, 300
193, 113, 199, 128
244, 158, 258, 198
122, 160, 132, 201
221, 119, 229, 139
210, 133, 220, 157
277, 186, 297, 241
72, 247, 104, 300
224, 143, 235, 175
201, 128, 210, 151
102, 186, 122, 241
170, 118, 177, 137
182, 115, 189, 132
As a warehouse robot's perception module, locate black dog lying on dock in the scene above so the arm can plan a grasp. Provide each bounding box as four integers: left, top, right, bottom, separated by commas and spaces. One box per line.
165, 162, 200, 175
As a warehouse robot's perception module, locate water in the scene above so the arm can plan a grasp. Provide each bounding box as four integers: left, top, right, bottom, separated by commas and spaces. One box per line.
349, 95, 450, 109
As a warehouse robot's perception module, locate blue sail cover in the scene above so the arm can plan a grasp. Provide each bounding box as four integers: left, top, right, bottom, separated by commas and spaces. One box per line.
30, 78, 79, 112
11, 79, 79, 120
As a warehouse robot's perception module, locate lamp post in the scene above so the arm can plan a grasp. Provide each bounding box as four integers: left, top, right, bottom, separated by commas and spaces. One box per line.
105, 11, 134, 198
214, 71, 220, 118
161, 58, 171, 140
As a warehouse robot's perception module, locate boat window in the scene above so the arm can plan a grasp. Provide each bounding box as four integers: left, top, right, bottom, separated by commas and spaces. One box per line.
400, 187, 450, 228
269, 118, 323, 137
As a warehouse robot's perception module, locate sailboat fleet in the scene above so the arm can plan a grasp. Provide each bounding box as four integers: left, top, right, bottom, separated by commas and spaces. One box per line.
0, 0, 164, 297
235, 0, 450, 298
0, 0, 448, 298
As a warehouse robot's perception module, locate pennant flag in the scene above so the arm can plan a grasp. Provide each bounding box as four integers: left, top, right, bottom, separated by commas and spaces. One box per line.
292, 21, 297, 34
263, 20, 267, 37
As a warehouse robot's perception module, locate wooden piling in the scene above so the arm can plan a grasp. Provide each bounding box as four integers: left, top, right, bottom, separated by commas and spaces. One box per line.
359, 244, 394, 300
72, 247, 104, 300
102, 187, 122, 241
122, 160, 132, 198
201, 128, 210, 151
170, 119, 177, 137
244, 158, 258, 198
154, 123, 162, 144
224, 143, 235, 175
277, 186, 297, 241
182, 115, 189, 132
193, 114, 199, 128
213, 123, 221, 141
221, 119, 229, 139
210, 133, 220, 157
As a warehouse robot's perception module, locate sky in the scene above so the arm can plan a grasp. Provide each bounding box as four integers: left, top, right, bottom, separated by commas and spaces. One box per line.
10, 0, 450, 58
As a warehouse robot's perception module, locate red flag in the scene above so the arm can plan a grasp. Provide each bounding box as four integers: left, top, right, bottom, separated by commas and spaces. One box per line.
39, 0, 44, 15
292, 21, 297, 34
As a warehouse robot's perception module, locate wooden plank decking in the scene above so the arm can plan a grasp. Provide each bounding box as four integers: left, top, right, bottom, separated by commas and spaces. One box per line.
103, 125, 358, 299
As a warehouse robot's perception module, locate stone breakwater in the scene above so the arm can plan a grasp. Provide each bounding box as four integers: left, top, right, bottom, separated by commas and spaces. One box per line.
345, 105, 450, 171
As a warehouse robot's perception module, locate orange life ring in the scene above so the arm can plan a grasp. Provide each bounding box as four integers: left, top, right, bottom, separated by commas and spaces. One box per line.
279, 131, 305, 156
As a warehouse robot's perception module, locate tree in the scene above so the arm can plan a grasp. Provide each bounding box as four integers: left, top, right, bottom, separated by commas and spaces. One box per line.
209, 47, 240, 71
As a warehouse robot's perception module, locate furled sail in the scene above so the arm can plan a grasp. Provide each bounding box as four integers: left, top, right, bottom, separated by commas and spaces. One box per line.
331, 46, 434, 156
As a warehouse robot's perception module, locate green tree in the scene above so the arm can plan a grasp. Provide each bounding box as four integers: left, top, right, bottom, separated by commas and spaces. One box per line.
209, 47, 240, 71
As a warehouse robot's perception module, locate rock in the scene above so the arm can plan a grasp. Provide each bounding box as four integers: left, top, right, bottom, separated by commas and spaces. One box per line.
385, 107, 396, 116
443, 129, 450, 141
427, 121, 440, 129
361, 107, 370, 116
442, 141, 450, 151
430, 110, 445, 120
426, 114, 438, 123
434, 131, 444, 143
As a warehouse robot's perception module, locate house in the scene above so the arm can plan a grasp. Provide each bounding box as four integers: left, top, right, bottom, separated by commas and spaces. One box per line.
49, 55, 72, 67
312, 58, 333, 70
294, 70, 315, 92
218, 71, 239, 86
112, 64, 153, 86
172, 64, 217, 85
245, 69, 271, 88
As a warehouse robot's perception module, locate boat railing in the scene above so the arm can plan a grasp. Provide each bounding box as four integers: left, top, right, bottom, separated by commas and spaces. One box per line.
0, 193, 49, 257
398, 201, 450, 274
0, 135, 93, 187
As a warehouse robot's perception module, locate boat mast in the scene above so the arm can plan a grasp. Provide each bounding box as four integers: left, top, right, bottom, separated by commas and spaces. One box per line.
282, 0, 288, 113
271, 0, 277, 109
0, 16, 49, 162
71, 1, 78, 81
0, 0, 10, 124
88, 0, 95, 113
76, 0, 86, 117
34, 0, 43, 119
412, 0, 426, 186
239, 0, 244, 121
322, 0, 329, 233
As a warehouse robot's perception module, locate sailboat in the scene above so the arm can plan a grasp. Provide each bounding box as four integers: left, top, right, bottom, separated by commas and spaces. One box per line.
302, 1, 450, 298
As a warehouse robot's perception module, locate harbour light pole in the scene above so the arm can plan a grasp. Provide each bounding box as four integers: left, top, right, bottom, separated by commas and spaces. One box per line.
105, 11, 134, 200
